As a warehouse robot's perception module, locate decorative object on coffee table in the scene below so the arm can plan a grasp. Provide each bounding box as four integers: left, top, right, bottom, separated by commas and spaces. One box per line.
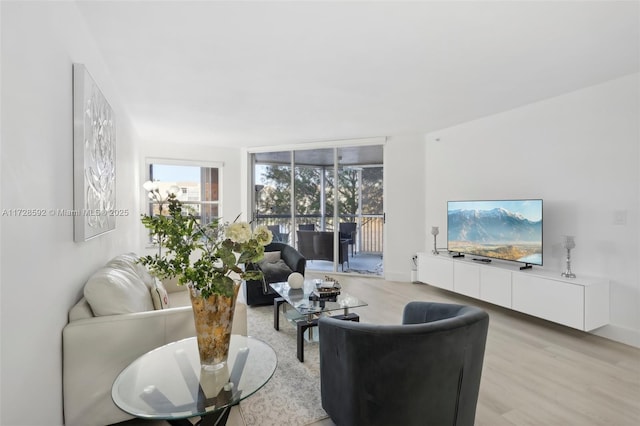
139, 181, 272, 370
561, 235, 577, 278
312, 277, 341, 299
288, 272, 304, 289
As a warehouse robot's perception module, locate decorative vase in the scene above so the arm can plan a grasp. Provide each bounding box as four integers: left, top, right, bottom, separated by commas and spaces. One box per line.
189, 280, 241, 371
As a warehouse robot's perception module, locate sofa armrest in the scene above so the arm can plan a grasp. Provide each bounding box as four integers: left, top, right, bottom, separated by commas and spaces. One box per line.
62, 306, 196, 426
281, 244, 306, 274
62, 299, 247, 426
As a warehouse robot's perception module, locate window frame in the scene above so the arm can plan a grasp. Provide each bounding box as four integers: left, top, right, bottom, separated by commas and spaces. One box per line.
143, 157, 224, 228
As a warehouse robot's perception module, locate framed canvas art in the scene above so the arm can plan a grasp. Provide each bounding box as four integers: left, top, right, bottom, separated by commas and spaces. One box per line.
73, 63, 116, 241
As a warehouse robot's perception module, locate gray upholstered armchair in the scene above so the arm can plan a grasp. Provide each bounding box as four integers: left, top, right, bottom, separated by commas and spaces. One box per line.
318, 301, 489, 426
244, 242, 306, 306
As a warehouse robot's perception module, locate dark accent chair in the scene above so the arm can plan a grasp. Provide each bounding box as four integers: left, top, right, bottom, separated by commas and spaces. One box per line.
339, 222, 357, 256
244, 242, 306, 306
297, 230, 349, 270
319, 301, 489, 426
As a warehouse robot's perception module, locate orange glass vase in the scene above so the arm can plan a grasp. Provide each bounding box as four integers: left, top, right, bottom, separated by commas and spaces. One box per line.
189, 281, 241, 370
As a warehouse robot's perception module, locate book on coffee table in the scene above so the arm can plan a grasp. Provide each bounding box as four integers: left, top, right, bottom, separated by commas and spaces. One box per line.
310, 288, 341, 301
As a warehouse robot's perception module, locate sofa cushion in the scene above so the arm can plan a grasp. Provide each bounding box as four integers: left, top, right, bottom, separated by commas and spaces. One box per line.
262, 251, 281, 263
257, 251, 282, 272
106, 252, 157, 289
84, 266, 155, 316
258, 259, 294, 283
150, 279, 170, 310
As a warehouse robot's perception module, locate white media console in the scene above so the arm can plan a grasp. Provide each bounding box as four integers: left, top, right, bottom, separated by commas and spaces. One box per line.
417, 252, 609, 331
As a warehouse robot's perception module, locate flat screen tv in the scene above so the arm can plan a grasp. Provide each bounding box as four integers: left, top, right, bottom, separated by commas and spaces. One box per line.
447, 199, 543, 266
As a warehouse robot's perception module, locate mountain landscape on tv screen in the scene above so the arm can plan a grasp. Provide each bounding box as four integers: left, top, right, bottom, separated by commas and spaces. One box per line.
448, 207, 542, 264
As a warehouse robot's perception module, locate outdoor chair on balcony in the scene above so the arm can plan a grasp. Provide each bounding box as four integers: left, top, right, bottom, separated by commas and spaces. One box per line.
267, 225, 284, 242
339, 222, 357, 257
298, 223, 315, 231
297, 230, 349, 271
319, 301, 489, 426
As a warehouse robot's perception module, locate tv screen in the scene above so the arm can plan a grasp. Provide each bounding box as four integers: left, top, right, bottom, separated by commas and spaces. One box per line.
447, 199, 543, 266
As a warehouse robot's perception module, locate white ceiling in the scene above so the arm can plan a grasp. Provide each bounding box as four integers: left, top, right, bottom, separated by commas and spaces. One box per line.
76, 1, 639, 148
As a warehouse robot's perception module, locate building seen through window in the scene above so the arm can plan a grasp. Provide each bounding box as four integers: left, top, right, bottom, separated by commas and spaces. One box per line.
148, 163, 220, 225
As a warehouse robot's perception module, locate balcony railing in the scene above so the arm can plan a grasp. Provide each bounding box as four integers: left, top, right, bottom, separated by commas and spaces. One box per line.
255, 214, 383, 254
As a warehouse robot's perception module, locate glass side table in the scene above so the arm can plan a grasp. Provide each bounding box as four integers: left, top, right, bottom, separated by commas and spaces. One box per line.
112, 335, 277, 426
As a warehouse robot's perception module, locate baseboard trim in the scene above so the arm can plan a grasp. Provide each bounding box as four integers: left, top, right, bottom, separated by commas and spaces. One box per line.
592, 324, 640, 349
384, 271, 412, 282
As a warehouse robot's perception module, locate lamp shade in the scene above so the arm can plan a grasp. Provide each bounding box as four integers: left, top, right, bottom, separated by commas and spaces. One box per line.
562, 235, 576, 249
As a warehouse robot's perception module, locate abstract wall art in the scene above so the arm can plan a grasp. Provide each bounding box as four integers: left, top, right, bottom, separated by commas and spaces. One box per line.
73, 63, 116, 241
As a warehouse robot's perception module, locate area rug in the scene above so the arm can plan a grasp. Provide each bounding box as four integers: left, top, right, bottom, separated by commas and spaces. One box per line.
239, 305, 329, 426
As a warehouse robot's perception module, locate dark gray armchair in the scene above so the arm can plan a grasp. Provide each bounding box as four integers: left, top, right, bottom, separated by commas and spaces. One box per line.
318, 301, 489, 426
244, 242, 306, 306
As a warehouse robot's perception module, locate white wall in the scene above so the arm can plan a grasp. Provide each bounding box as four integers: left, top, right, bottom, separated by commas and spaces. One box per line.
424, 74, 640, 347
384, 134, 426, 281
1, 2, 141, 424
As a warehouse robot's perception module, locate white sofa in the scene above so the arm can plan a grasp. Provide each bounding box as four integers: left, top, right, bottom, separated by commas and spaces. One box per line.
62, 253, 247, 426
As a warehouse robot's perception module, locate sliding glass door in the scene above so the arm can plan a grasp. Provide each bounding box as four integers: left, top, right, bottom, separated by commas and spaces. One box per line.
252, 144, 383, 276
253, 151, 291, 243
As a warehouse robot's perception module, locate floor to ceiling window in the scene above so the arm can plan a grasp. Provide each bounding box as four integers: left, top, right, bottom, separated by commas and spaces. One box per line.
252, 144, 384, 276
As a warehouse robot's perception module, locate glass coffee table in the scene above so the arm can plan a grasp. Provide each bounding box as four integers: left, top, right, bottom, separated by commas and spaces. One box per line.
112, 335, 276, 426
270, 280, 368, 362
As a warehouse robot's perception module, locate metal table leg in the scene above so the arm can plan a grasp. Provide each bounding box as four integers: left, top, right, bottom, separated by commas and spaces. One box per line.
273, 297, 285, 331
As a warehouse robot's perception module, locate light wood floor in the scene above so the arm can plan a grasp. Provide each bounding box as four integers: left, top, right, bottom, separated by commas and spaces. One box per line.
306, 272, 640, 426
120, 273, 640, 426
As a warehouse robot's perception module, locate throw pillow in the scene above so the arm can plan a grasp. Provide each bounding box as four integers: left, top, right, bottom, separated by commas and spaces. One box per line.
259, 259, 294, 283
106, 253, 157, 289
150, 279, 170, 310
84, 266, 155, 316
262, 251, 281, 263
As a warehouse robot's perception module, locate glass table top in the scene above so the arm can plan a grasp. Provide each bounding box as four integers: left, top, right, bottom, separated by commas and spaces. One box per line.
111, 335, 277, 420
270, 280, 368, 315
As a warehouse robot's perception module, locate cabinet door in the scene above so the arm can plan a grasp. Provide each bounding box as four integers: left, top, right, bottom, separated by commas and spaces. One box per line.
480, 267, 512, 308
454, 262, 480, 298
512, 274, 584, 330
584, 281, 610, 331
418, 254, 453, 290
